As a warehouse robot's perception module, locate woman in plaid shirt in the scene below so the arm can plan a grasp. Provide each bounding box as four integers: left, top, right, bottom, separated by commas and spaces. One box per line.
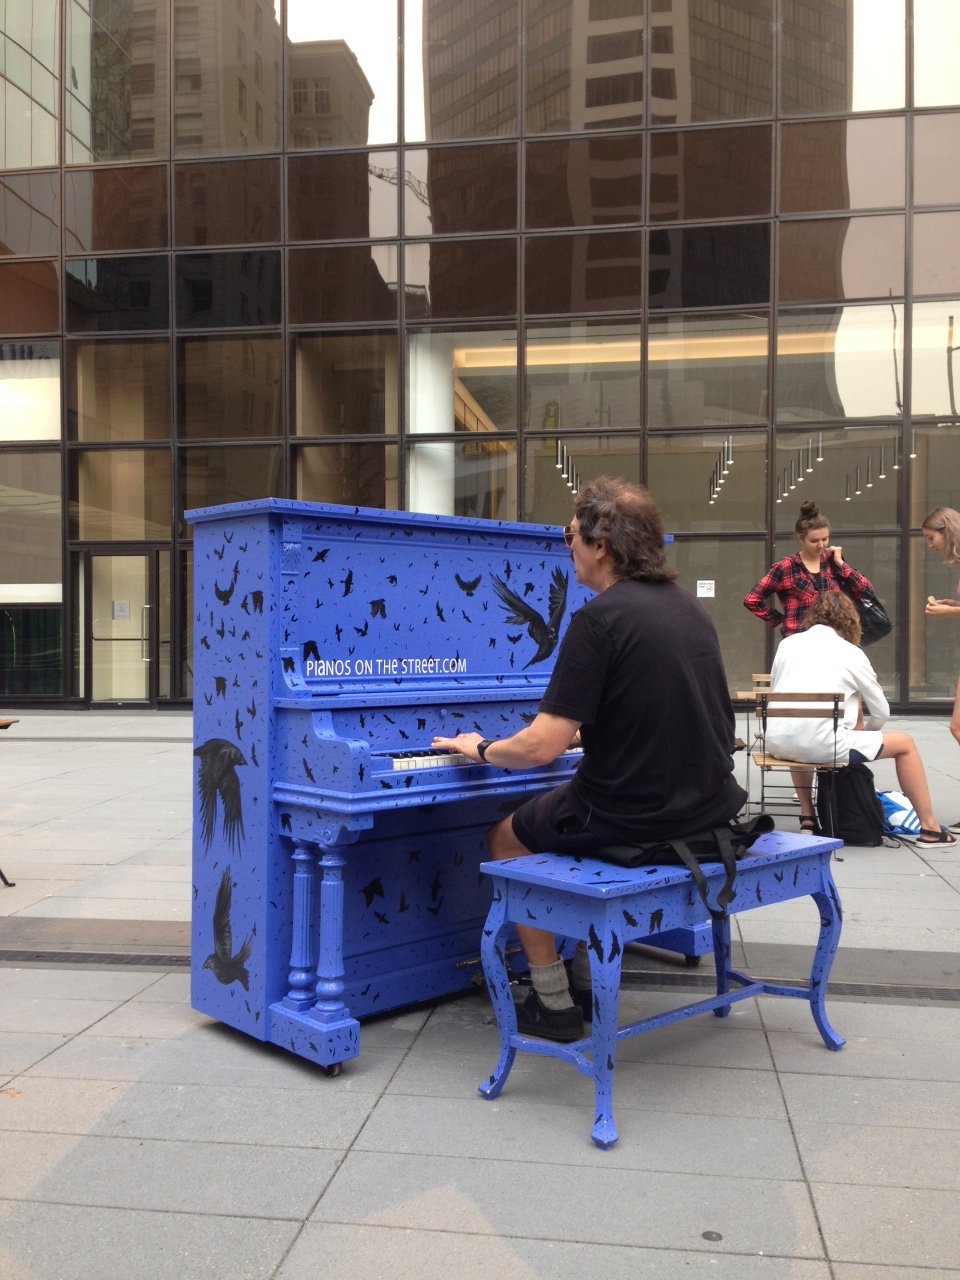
744, 499, 875, 639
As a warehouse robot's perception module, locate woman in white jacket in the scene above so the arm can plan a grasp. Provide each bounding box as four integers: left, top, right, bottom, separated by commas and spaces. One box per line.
767, 592, 955, 847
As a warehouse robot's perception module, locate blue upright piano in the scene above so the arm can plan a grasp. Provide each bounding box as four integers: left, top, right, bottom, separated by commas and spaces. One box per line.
186, 499, 706, 1074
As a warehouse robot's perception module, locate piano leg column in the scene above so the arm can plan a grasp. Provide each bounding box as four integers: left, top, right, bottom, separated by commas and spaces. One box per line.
313, 846, 349, 1024
281, 842, 317, 1012
268, 841, 360, 1073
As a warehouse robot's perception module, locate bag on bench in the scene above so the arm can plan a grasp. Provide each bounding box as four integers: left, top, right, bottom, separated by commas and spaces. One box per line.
594, 814, 775, 920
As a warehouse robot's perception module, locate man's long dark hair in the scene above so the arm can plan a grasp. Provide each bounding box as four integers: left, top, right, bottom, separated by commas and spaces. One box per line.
574, 476, 677, 583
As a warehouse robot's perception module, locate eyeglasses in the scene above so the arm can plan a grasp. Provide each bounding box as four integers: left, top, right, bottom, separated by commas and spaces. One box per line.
562, 525, 578, 547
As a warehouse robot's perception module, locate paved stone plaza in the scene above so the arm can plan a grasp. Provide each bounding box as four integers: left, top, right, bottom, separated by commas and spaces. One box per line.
1, 710, 959, 1279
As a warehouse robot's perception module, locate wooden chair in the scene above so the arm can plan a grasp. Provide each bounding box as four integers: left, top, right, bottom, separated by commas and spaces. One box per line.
752, 691, 844, 833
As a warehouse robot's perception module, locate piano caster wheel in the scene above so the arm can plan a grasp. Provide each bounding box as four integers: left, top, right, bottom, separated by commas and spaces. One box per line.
684, 954, 702, 967
324, 1062, 343, 1078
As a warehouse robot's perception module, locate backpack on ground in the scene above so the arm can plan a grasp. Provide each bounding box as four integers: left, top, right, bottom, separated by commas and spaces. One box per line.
816, 764, 884, 846
877, 789, 921, 836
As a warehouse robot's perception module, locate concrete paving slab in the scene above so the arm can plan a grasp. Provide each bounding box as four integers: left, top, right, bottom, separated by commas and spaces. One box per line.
0, 1075, 375, 1150
390, 1049, 790, 1119
310, 1150, 826, 1259
277, 1222, 833, 1280
0, 995, 134, 1035
759, 997, 960, 1041
0, 1129, 342, 1218
767, 1029, 960, 1082
779, 1071, 960, 1130
0, 1200, 300, 1280
0, 1033, 73, 1078
833, 1267, 960, 1280
355, 1093, 804, 1178
793, 1118, 960, 1189
0, 967, 161, 999
811, 1183, 960, 1270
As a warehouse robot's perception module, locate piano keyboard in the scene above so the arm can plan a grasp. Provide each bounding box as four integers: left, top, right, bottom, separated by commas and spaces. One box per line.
389, 746, 583, 772
391, 748, 471, 771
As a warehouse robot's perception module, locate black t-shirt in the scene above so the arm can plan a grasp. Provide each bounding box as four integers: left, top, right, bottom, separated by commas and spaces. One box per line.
540, 578, 746, 841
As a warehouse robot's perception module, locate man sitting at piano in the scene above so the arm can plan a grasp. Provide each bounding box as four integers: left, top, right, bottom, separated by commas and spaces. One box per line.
432, 476, 746, 1043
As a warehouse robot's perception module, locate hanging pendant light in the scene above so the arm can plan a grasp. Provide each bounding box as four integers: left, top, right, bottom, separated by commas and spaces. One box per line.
866, 457, 873, 488
855, 466, 862, 495
816, 432, 824, 462
878, 446, 886, 480
844, 474, 851, 501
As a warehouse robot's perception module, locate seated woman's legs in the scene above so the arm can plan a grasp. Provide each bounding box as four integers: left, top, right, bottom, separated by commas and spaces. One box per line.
875, 732, 953, 841
790, 768, 817, 828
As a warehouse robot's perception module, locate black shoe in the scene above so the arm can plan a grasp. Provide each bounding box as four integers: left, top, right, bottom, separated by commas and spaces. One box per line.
570, 983, 594, 1023
514, 988, 584, 1043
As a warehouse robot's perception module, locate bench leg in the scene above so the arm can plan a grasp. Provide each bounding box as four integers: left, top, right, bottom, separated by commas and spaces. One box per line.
809, 871, 845, 1051
477, 886, 517, 1101
588, 938, 624, 1149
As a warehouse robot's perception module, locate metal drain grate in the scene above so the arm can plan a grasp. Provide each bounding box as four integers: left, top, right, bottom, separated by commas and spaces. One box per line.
0, 950, 189, 968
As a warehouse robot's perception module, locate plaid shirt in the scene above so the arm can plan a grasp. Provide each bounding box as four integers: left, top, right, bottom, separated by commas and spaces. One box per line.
743, 553, 875, 637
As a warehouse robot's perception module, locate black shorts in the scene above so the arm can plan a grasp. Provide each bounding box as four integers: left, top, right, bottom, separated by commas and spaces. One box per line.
510, 781, 628, 856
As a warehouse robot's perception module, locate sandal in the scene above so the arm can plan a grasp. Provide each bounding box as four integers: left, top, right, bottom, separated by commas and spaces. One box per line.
911, 826, 957, 849
799, 815, 818, 833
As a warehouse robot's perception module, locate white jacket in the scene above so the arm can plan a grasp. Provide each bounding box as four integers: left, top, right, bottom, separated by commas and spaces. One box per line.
765, 624, 889, 765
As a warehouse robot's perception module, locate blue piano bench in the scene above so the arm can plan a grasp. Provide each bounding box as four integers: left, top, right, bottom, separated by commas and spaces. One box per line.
477, 830, 845, 1150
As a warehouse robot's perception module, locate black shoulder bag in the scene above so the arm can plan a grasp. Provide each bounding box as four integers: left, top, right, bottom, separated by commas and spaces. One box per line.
594, 814, 775, 920
832, 564, 892, 647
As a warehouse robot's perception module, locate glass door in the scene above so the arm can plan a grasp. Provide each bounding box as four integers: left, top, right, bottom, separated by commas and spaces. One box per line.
72, 549, 170, 705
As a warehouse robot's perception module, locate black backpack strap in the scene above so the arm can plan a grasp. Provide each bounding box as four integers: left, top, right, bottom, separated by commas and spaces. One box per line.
668, 825, 738, 920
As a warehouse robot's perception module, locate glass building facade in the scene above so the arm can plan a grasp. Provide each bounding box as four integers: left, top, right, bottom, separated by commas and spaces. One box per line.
1, 0, 958, 706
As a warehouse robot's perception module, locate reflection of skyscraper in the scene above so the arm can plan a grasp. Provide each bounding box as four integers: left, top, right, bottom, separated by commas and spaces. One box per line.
287, 41, 373, 147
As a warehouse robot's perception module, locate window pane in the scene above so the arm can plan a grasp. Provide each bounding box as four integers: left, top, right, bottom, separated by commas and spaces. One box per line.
179, 445, 283, 534
0, 0, 59, 168
781, 0, 905, 116
908, 422, 960, 524
175, 250, 281, 328
523, 434, 640, 527
178, 335, 282, 439
294, 332, 398, 437
648, 312, 768, 427
774, 426, 900, 531
914, 113, 960, 206
64, 166, 169, 252
667, 539, 769, 694
913, 212, 960, 297
525, 135, 643, 231
649, 431, 766, 532
288, 0, 396, 147
174, 158, 281, 247
288, 152, 399, 240
407, 438, 517, 520
0, 449, 61, 594
288, 246, 398, 324
657, 0, 774, 126
404, 145, 517, 234
407, 328, 517, 434
66, 0, 170, 161
780, 118, 905, 213
0, 340, 60, 440
173, 0, 281, 156
526, 0, 642, 133
914, 0, 960, 108
0, 260, 59, 333
650, 126, 772, 222
0, 171, 59, 255
649, 224, 770, 310
776, 305, 904, 422
526, 231, 643, 315
779, 217, 904, 303
67, 339, 170, 441
406, 0, 518, 142
912, 301, 960, 418
296, 442, 399, 508
405, 240, 516, 320
70, 448, 171, 539
0, 607, 62, 696
526, 321, 640, 431
66, 255, 169, 332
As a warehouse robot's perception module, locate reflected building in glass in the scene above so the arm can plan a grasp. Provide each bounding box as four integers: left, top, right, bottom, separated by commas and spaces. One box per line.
0, 0, 958, 709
